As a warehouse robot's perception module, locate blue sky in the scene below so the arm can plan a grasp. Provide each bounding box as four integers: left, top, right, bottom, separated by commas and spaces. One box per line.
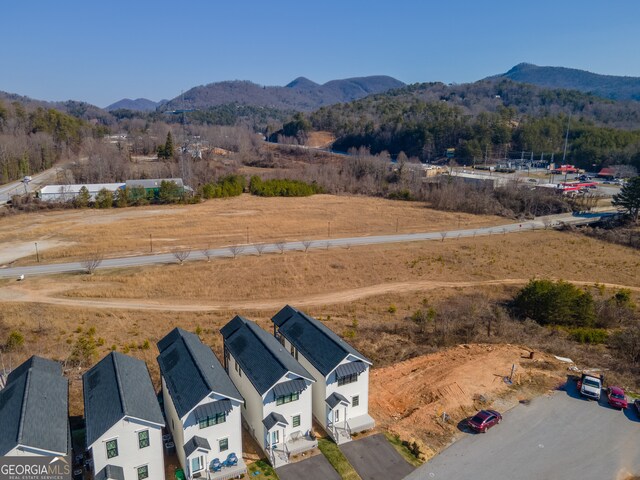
2, 0, 639, 107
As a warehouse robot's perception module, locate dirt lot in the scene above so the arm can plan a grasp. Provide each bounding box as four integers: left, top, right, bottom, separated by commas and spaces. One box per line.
0, 194, 507, 265
370, 344, 566, 456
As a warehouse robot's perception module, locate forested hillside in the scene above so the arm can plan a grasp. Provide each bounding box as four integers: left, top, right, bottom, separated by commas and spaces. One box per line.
0, 99, 105, 183
305, 79, 640, 170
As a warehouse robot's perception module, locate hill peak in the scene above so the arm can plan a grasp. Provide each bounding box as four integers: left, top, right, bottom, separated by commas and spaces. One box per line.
286, 77, 320, 89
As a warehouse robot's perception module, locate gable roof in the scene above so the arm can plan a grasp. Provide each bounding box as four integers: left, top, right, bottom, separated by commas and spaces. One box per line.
157, 328, 242, 418
184, 435, 211, 458
272, 305, 371, 377
83, 352, 164, 447
221, 316, 315, 396
0, 356, 69, 456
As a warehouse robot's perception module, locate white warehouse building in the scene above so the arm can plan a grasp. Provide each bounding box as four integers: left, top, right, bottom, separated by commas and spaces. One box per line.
39, 183, 124, 202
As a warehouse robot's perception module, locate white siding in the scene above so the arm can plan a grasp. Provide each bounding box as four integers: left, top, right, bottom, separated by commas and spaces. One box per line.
226, 354, 265, 446
280, 337, 327, 429
326, 356, 370, 424
162, 377, 186, 468
263, 373, 314, 447
90, 418, 165, 480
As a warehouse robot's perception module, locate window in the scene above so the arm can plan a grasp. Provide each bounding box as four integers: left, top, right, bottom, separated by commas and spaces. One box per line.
138, 430, 150, 449
292, 415, 300, 428
276, 392, 299, 405
199, 413, 226, 429
352, 395, 360, 407
137, 465, 149, 480
338, 373, 358, 386
290, 346, 298, 360
106, 439, 118, 459
191, 456, 203, 473
219, 438, 229, 452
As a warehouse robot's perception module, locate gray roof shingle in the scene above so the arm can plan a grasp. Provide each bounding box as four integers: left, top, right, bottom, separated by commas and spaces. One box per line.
157, 328, 242, 418
83, 352, 164, 447
262, 412, 288, 431
184, 436, 211, 458
221, 316, 315, 396
0, 356, 69, 456
272, 305, 371, 377
95, 465, 125, 480
326, 392, 350, 409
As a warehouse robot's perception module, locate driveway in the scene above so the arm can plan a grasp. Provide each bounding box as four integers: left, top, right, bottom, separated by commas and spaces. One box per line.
340, 434, 415, 480
276, 454, 340, 480
405, 380, 640, 480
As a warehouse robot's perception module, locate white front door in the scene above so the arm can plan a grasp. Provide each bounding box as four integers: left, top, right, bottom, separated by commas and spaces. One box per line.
271, 430, 279, 447
334, 409, 340, 423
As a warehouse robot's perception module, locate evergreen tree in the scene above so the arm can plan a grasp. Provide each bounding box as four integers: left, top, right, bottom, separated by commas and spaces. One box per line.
612, 176, 640, 222
164, 131, 174, 159
94, 189, 113, 209
75, 186, 91, 208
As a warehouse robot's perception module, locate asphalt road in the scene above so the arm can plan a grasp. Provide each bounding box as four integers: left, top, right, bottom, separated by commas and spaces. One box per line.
0, 212, 614, 279
0, 164, 68, 204
405, 381, 640, 480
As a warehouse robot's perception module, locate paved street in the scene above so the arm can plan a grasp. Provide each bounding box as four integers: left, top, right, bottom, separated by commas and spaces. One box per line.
0, 212, 614, 279
405, 381, 640, 480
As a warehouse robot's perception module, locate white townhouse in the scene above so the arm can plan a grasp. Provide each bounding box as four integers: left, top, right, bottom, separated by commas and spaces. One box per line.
83, 352, 166, 480
272, 306, 375, 444
220, 316, 317, 468
157, 328, 246, 480
0, 356, 70, 457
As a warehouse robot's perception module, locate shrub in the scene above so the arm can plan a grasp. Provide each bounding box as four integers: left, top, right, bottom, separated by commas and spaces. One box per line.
512, 279, 596, 327
69, 333, 98, 367
388, 304, 397, 314
249, 176, 323, 197
568, 327, 609, 344
5, 331, 25, 351
201, 174, 246, 199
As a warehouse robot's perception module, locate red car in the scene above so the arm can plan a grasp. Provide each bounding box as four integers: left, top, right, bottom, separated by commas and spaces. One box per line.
467, 409, 502, 433
607, 386, 628, 409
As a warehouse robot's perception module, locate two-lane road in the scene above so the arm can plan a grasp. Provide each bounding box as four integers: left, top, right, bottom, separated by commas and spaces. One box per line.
0, 211, 614, 279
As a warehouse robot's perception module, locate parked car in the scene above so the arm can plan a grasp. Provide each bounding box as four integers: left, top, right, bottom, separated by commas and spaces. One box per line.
467, 410, 502, 433
577, 373, 603, 401
634, 399, 640, 414
607, 386, 628, 409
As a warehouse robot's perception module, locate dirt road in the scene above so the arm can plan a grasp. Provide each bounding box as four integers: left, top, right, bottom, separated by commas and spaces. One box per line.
1, 278, 638, 311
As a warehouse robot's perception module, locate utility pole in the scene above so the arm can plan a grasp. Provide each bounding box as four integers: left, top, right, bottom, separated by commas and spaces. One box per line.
562, 113, 572, 164
150, 234, 153, 253
35, 242, 39, 263
328, 221, 331, 238
246, 227, 249, 244
396, 218, 399, 233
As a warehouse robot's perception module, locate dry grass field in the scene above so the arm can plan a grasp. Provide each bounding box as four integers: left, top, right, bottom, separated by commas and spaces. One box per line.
0, 194, 508, 265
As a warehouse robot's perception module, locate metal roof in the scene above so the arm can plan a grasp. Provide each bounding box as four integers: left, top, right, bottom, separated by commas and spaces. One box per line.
262, 412, 288, 431
221, 316, 315, 396
39, 183, 124, 194
326, 392, 350, 409
0, 356, 69, 456
193, 399, 233, 422
125, 178, 184, 189
335, 361, 368, 380
83, 352, 165, 447
184, 436, 211, 458
157, 328, 242, 418
272, 378, 308, 397
95, 465, 125, 480
272, 305, 371, 377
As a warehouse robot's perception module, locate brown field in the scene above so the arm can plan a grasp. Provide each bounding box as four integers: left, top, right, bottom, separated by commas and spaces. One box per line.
0, 194, 507, 265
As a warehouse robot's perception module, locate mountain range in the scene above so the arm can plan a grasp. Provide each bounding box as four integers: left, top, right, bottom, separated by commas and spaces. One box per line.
493, 63, 640, 101
106, 98, 166, 112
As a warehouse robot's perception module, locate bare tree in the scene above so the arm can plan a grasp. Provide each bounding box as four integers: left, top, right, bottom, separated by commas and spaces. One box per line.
302, 240, 313, 253
275, 241, 286, 254
502, 228, 508, 235
254, 243, 266, 256
542, 217, 552, 230
228, 245, 245, 259
440, 231, 448, 242
81, 252, 103, 275
344, 243, 352, 250
325, 241, 332, 250
173, 249, 191, 265
201, 246, 212, 262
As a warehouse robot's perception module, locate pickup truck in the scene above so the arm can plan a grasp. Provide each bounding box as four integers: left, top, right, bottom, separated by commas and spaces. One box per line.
577, 373, 603, 400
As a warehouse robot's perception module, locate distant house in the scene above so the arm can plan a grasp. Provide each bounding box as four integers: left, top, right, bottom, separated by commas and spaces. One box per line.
157, 328, 246, 480
597, 167, 616, 179
83, 352, 165, 480
272, 306, 375, 444
0, 356, 69, 457
220, 316, 316, 468
39, 183, 124, 202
